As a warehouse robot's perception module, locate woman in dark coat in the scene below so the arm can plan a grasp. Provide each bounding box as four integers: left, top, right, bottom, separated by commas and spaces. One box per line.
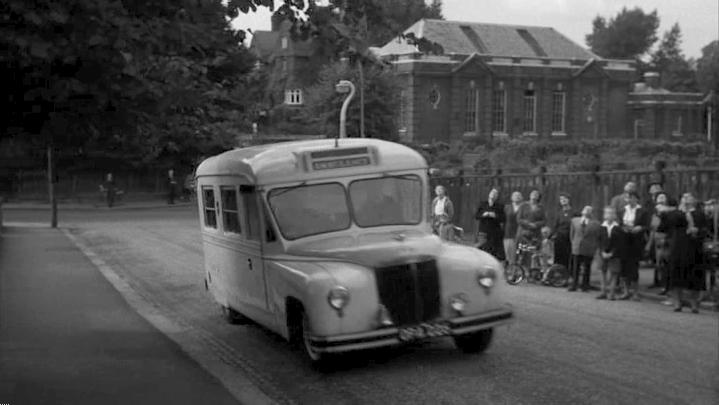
658, 195, 705, 313
475, 188, 506, 260
516, 189, 546, 245
553, 192, 577, 271
618, 192, 650, 300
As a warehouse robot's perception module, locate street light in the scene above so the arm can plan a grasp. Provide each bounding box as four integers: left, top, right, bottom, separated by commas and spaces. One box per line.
335, 80, 355, 139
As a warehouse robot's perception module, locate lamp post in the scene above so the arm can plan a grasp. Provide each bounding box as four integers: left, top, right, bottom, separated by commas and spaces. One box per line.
335, 80, 356, 138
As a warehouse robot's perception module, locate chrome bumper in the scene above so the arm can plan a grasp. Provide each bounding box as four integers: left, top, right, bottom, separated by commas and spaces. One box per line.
308, 307, 514, 354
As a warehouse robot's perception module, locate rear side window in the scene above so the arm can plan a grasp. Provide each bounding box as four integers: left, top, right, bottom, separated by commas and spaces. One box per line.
241, 188, 261, 241
221, 187, 241, 234
202, 187, 217, 229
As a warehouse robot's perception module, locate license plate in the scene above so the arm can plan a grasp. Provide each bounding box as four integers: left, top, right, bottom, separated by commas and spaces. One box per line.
398, 322, 451, 342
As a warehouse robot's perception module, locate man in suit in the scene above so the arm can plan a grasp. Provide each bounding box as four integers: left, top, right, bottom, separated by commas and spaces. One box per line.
610, 181, 637, 217
597, 206, 624, 300
618, 192, 650, 300
569, 205, 601, 292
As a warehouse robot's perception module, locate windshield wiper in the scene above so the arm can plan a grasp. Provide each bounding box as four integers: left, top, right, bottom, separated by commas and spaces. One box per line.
270, 181, 308, 198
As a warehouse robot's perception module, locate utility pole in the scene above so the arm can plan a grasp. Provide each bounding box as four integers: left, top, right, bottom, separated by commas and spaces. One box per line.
357, 59, 365, 137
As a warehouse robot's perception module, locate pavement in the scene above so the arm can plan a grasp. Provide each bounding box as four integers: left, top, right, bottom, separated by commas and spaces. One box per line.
1, 199, 194, 211
0, 226, 239, 405
2, 207, 718, 404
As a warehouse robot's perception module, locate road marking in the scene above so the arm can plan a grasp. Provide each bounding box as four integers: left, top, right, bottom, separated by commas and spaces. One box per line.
62, 228, 282, 405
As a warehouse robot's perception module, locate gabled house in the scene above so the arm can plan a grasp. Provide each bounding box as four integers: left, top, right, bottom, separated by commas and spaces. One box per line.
250, 19, 322, 114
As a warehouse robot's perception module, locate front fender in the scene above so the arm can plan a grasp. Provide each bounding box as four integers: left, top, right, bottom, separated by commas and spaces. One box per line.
266, 259, 378, 337
436, 244, 510, 316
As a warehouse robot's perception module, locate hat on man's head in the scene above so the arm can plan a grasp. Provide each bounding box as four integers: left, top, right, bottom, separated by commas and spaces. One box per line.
558, 191, 571, 199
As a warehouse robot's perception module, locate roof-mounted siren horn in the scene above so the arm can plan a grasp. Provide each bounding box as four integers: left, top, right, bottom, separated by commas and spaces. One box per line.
335, 80, 356, 140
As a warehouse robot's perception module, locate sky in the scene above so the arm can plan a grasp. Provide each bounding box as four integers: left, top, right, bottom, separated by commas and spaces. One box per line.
232, 0, 719, 58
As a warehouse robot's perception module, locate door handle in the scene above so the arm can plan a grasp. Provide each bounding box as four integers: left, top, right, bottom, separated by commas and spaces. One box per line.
248, 258, 253, 271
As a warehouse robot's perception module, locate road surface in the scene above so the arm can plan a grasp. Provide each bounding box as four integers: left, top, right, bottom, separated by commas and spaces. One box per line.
3, 206, 719, 404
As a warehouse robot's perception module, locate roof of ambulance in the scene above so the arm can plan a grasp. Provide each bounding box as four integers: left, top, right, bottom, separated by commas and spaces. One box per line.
195, 138, 428, 185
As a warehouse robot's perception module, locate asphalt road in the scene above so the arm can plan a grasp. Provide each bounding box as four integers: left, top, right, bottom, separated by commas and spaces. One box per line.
4, 206, 719, 405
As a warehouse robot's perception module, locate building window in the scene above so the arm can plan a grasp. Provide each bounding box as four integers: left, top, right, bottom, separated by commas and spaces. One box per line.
551, 91, 566, 135
281, 36, 288, 49
492, 89, 507, 134
284, 89, 303, 105
428, 85, 441, 109
672, 115, 683, 136
202, 187, 217, 229
220, 187, 241, 234
464, 88, 479, 133
281, 59, 287, 73
522, 89, 537, 134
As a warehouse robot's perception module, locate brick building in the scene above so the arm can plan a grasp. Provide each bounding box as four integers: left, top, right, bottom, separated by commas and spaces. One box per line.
377, 19, 640, 142
628, 72, 707, 140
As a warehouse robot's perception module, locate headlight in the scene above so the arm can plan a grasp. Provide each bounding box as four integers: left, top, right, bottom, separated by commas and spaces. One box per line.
477, 268, 497, 289
449, 294, 469, 313
327, 286, 350, 310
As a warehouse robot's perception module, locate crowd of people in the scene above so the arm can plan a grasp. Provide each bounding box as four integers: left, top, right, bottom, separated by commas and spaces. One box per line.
431, 182, 718, 314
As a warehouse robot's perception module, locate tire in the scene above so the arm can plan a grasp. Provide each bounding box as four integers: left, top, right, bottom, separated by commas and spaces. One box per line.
221, 305, 248, 325
295, 309, 334, 369
453, 328, 494, 354
547, 265, 569, 288
504, 263, 525, 285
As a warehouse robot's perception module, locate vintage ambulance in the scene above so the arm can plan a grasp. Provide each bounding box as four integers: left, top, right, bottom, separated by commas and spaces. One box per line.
195, 138, 513, 365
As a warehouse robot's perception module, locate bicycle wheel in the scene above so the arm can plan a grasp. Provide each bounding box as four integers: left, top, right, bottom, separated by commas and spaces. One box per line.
547, 264, 569, 288
504, 263, 525, 285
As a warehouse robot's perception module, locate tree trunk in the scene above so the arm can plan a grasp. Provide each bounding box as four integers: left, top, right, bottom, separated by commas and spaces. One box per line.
47, 145, 57, 228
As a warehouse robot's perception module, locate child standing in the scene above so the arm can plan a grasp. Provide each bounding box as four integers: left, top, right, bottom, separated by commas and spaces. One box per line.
597, 207, 624, 300
539, 226, 555, 271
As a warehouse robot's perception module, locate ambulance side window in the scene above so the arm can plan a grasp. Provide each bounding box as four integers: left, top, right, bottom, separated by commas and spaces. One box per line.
240, 186, 260, 241
220, 186, 241, 234
202, 186, 217, 229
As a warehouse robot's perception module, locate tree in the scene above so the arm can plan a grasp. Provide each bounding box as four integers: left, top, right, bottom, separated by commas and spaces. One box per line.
300, 61, 400, 139
697, 41, 719, 149
1, 0, 305, 225
585, 7, 660, 59
697, 41, 719, 94
649, 23, 698, 92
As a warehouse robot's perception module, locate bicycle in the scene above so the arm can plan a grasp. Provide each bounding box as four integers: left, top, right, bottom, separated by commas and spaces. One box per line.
504, 242, 569, 287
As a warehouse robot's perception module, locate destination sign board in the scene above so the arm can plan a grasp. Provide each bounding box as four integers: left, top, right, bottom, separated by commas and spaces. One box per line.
311, 156, 371, 171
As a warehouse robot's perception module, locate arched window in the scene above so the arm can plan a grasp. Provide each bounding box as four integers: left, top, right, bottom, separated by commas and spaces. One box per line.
284, 89, 303, 105
492, 82, 507, 135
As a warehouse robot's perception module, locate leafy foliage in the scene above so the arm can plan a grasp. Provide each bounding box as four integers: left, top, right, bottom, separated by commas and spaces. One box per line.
697, 41, 719, 94
264, 0, 443, 139
420, 139, 714, 174
585, 7, 659, 59
649, 23, 698, 92
300, 61, 400, 139
1, 0, 302, 169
